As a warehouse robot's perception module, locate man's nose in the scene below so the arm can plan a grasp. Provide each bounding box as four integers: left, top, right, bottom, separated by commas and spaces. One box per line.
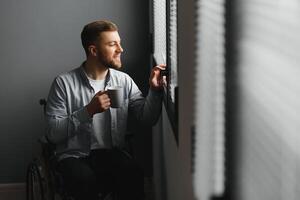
117, 44, 123, 53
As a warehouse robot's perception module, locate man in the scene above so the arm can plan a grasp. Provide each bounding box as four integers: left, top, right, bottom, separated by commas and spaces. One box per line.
45, 20, 165, 200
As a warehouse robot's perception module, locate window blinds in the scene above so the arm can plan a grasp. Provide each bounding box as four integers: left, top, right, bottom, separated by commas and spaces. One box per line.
168, 0, 177, 102
153, 0, 166, 64
154, 0, 178, 104
231, 1, 300, 199
193, 0, 226, 200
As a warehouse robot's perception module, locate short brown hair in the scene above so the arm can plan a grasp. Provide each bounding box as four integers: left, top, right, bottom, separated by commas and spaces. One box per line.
81, 20, 118, 56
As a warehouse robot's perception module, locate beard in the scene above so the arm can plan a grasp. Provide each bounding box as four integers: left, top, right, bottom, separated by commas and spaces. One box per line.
97, 53, 122, 69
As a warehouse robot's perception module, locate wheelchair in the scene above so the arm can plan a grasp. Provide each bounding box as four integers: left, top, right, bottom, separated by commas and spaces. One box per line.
26, 99, 117, 200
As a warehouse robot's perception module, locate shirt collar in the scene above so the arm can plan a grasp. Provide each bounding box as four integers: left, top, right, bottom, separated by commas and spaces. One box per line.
79, 62, 112, 89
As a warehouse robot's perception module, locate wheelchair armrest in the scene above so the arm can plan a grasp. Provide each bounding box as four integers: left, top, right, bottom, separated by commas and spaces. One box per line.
38, 136, 57, 161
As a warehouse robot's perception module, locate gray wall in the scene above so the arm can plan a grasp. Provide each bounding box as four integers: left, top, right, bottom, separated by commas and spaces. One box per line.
0, 0, 150, 183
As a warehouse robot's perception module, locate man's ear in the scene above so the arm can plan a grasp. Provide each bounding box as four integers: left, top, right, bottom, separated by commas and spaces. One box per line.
88, 45, 97, 57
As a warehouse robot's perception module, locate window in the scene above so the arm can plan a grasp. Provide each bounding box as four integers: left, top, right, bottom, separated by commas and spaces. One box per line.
153, 0, 179, 143
153, 0, 166, 64
167, 0, 178, 104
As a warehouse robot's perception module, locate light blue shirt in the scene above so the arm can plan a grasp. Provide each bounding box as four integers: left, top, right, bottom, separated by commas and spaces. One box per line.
45, 63, 162, 160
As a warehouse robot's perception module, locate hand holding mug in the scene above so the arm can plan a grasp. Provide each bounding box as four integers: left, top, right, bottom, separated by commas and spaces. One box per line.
86, 90, 110, 117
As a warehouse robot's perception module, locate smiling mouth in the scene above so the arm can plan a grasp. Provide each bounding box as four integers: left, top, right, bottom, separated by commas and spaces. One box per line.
114, 55, 121, 60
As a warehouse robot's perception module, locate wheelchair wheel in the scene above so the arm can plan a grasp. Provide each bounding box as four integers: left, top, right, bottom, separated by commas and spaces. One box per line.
26, 161, 45, 200
26, 158, 56, 200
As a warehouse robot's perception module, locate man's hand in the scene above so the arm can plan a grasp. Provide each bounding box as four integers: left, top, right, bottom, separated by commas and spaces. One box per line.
86, 90, 111, 117
149, 64, 167, 90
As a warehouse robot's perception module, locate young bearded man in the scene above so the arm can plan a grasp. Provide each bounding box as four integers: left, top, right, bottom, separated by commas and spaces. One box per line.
45, 20, 166, 200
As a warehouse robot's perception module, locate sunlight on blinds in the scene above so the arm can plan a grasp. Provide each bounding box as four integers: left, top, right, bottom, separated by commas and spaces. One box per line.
232, 0, 300, 199
168, 0, 177, 102
153, 0, 166, 64
193, 0, 226, 200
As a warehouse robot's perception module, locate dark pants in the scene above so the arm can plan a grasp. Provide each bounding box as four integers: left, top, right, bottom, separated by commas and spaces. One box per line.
57, 148, 144, 200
